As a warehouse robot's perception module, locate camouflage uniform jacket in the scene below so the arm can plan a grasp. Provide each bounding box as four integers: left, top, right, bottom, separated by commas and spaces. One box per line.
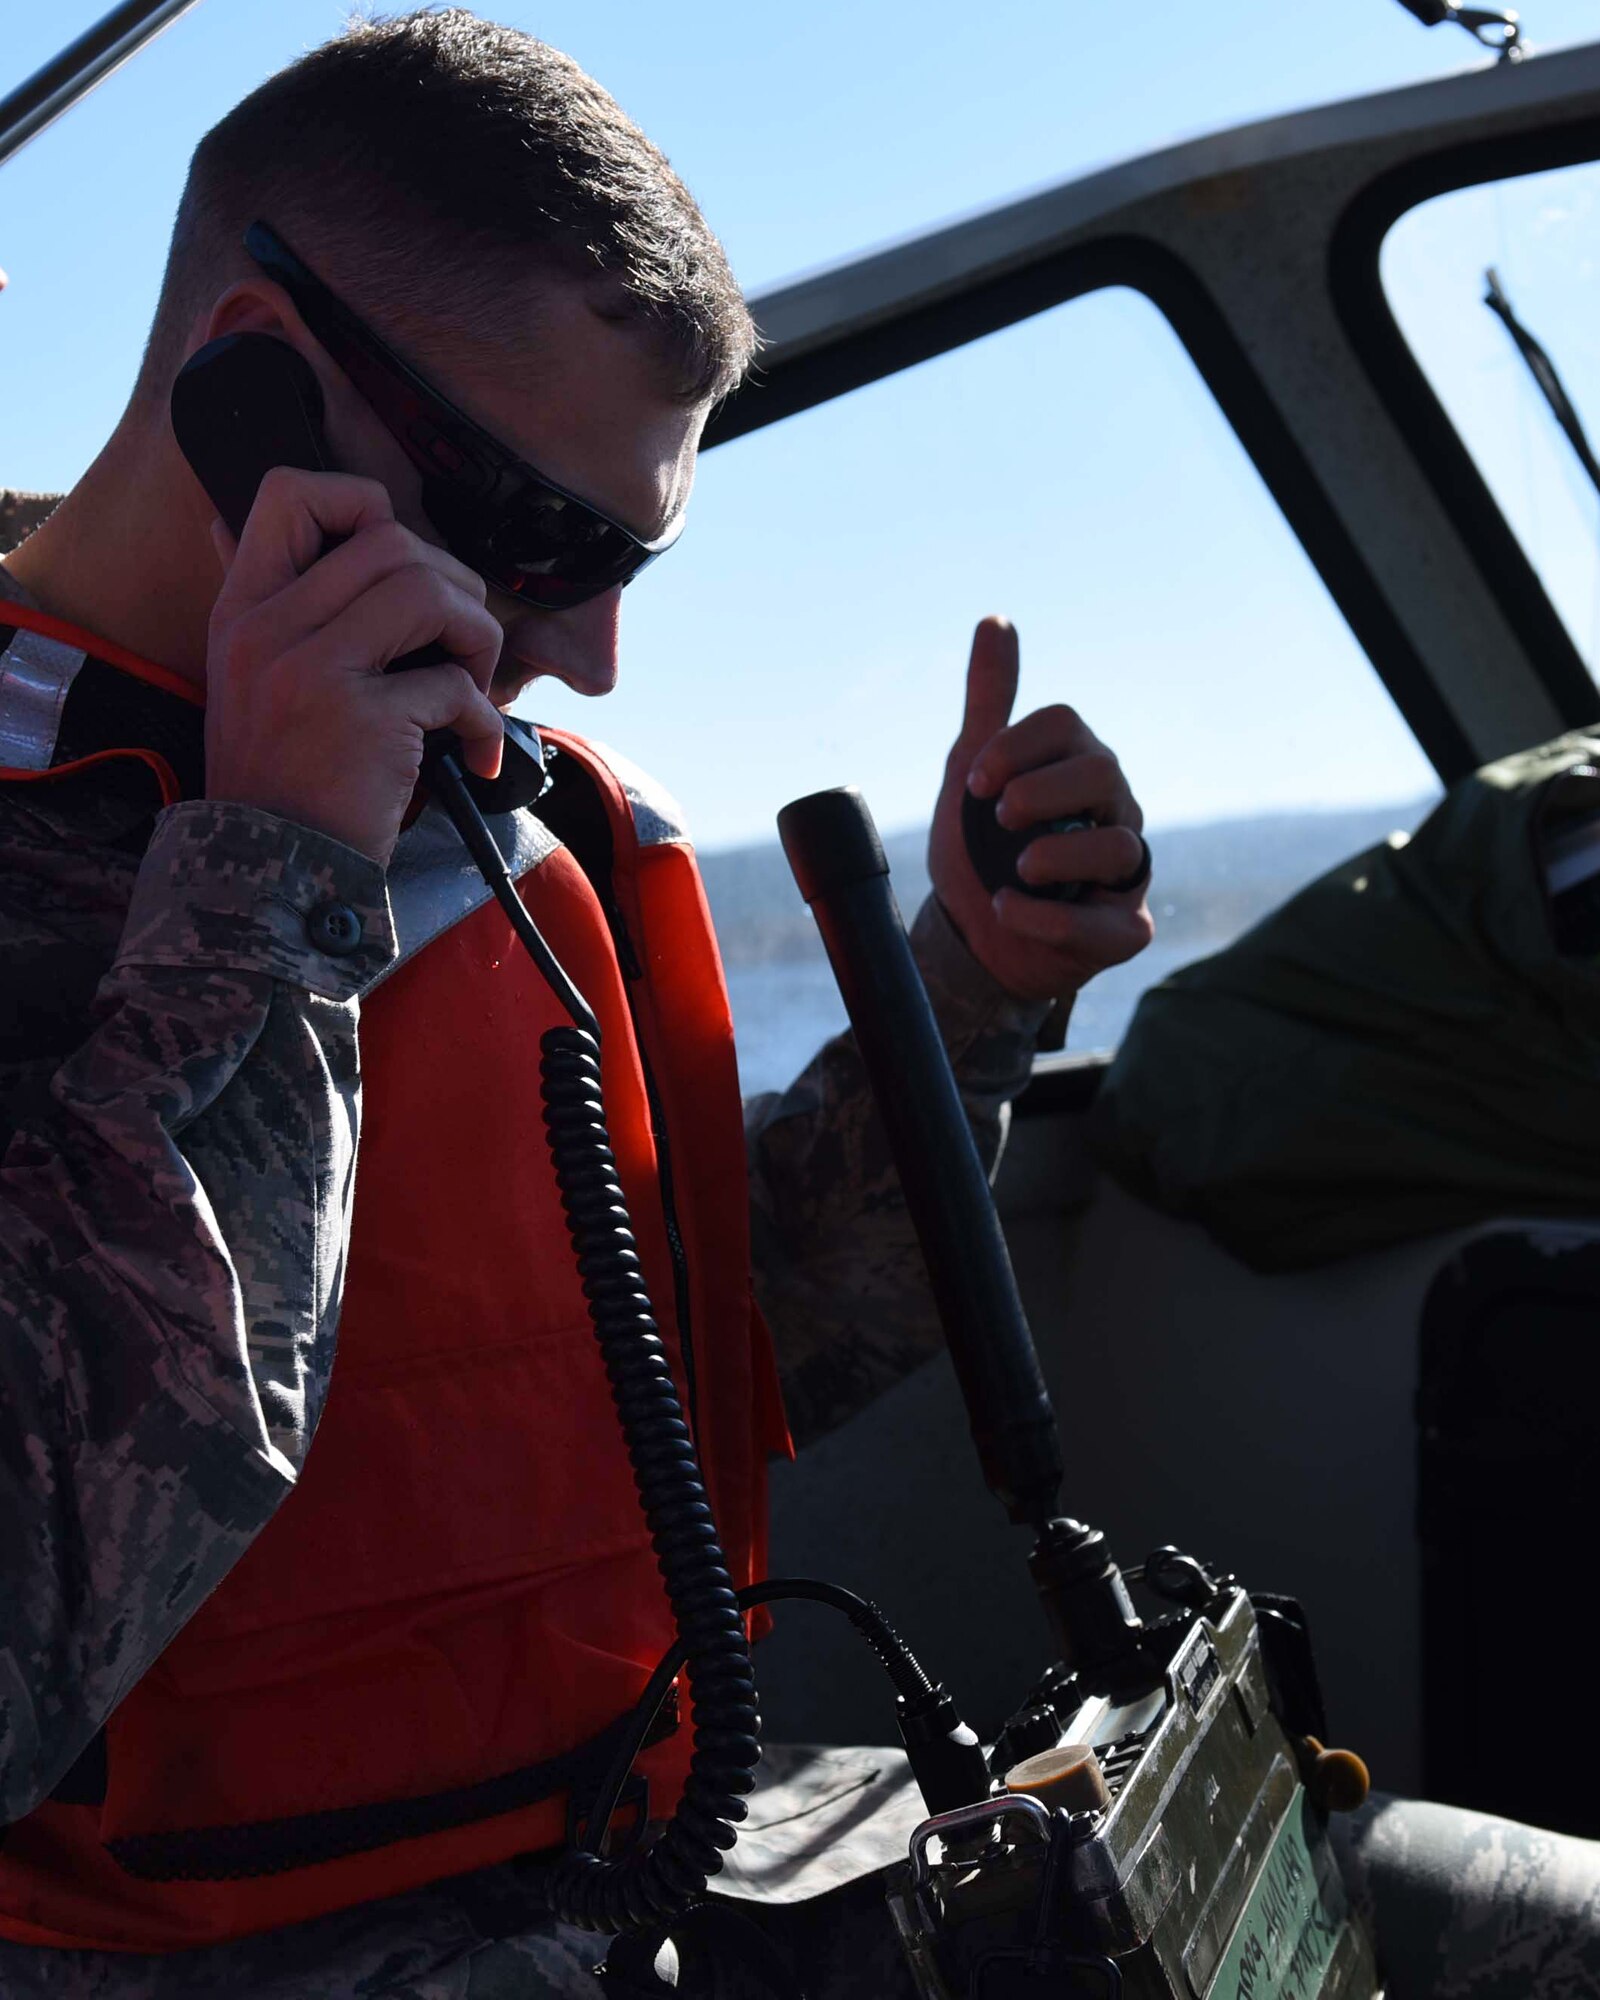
0, 587, 1050, 1845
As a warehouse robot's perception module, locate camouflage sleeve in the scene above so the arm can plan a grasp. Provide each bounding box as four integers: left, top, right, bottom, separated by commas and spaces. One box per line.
0, 799, 395, 1821
746, 893, 1053, 1448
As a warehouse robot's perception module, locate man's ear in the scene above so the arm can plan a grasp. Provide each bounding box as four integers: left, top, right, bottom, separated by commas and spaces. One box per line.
191, 280, 343, 403
188, 277, 427, 524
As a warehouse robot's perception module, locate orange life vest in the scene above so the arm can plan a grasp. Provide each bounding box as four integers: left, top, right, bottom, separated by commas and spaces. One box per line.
0, 615, 789, 1953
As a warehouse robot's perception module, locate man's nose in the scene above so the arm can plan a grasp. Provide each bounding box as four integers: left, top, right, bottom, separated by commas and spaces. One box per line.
566, 586, 623, 661
497, 582, 624, 696
541, 586, 623, 691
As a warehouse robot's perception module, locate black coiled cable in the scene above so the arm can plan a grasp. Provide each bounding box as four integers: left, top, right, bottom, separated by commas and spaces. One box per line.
425, 750, 763, 1935
579, 1576, 941, 1863
537, 1025, 762, 1933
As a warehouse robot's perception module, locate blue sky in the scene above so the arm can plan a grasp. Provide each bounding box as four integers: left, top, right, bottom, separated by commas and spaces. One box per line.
5, 0, 1600, 848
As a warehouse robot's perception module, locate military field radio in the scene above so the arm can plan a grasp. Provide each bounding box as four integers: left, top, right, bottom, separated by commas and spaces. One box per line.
767, 787, 1381, 2000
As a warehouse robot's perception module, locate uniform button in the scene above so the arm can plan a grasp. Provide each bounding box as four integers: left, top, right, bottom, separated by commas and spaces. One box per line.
306, 900, 363, 956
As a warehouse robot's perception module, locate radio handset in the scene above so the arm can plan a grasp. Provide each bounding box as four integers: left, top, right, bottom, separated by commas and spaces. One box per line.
169, 330, 546, 813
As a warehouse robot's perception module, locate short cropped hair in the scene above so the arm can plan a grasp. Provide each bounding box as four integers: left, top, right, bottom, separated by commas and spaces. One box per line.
140, 9, 756, 404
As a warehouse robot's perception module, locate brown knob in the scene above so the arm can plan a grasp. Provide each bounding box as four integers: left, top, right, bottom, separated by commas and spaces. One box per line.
1301, 1737, 1370, 1814
1004, 1743, 1110, 1812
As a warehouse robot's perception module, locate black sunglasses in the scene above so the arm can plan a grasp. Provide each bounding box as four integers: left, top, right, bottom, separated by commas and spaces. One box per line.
244, 220, 685, 610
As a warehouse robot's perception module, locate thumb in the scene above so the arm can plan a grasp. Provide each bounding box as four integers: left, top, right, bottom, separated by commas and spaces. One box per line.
959, 615, 1019, 751
209, 516, 239, 577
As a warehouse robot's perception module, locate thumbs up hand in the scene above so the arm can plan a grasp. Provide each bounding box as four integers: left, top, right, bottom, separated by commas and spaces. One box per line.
927, 616, 1154, 1004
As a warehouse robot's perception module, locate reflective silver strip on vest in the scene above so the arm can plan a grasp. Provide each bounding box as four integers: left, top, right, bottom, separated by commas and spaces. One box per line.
372, 798, 560, 991
583, 737, 691, 847
0, 625, 86, 770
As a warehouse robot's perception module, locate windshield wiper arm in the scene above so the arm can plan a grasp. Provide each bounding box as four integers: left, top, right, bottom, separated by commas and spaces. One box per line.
1484, 266, 1600, 504
1393, 1, 1524, 62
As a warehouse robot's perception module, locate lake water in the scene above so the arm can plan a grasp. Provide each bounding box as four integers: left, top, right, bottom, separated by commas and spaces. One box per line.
726, 935, 1202, 1099
706, 797, 1435, 1100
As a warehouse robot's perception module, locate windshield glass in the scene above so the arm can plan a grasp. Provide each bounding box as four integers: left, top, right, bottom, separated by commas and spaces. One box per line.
569, 286, 1438, 1092
1384, 157, 1600, 688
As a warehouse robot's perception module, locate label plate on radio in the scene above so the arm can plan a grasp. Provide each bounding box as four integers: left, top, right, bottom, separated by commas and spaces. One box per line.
1206, 1793, 1347, 2000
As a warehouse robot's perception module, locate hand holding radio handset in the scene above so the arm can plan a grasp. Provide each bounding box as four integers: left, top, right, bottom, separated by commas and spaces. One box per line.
173, 332, 506, 867
206, 468, 504, 865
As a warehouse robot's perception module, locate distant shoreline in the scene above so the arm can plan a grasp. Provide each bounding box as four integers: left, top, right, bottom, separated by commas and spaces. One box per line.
701, 793, 1436, 970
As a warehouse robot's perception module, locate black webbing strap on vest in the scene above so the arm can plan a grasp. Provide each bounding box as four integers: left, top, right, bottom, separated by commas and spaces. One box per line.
105, 1692, 677, 1882
0, 641, 207, 801
61, 657, 206, 796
